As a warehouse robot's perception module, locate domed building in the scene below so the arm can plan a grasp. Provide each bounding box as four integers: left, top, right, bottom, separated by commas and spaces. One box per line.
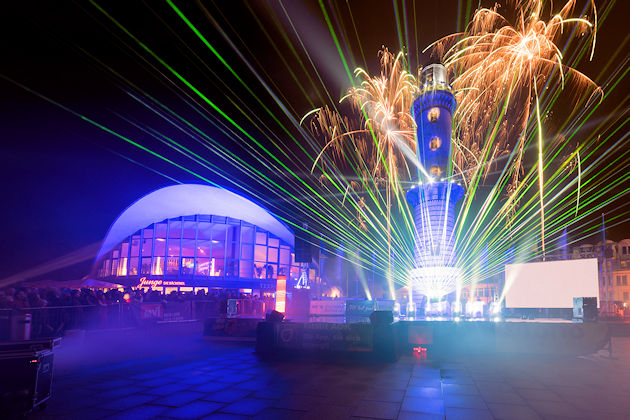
92, 184, 297, 294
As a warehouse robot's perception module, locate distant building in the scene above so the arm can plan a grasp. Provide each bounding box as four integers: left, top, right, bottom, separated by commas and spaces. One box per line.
457, 237, 630, 313
572, 239, 630, 313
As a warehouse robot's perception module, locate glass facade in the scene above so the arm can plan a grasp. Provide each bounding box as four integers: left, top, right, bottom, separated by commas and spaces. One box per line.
96, 215, 296, 291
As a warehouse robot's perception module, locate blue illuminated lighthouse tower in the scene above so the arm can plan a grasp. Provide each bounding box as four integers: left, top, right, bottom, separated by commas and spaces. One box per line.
406, 63, 465, 303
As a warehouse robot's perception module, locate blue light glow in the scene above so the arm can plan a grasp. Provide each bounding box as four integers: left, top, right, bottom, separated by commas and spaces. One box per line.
406, 64, 465, 302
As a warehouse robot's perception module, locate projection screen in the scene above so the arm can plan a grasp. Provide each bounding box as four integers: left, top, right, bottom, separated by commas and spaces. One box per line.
504, 259, 599, 308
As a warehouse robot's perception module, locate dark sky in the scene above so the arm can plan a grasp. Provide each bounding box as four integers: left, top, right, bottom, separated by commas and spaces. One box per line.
1, 0, 628, 282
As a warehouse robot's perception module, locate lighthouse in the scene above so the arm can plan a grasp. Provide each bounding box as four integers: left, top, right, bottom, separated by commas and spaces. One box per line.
406, 63, 465, 304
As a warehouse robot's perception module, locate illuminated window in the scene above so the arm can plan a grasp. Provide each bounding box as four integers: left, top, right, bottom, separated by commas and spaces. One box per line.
212, 223, 227, 243
427, 107, 440, 122
268, 247, 279, 263
227, 224, 241, 246
279, 265, 290, 276
197, 222, 211, 239
239, 261, 253, 278
130, 236, 140, 256
254, 245, 267, 262
182, 239, 195, 257
429, 136, 441, 150
129, 257, 139, 276
169, 220, 182, 238
181, 257, 194, 275
241, 243, 254, 260
166, 257, 179, 275
152, 256, 164, 275
167, 240, 180, 257
241, 225, 254, 243
279, 246, 291, 266
140, 253, 151, 274
155, 223, 167, 239
254, 262, 266, 279
266, 264, 277, 279
211, 240, 225, 260
430, 166, 442, 177
211, 258, 224, 276
105, 259, 111, 277
226, 260, 239, 277
256, 231, 267, 245
196, 258, 210, 276
197, 239, 211, 257
183, 221, 196, 239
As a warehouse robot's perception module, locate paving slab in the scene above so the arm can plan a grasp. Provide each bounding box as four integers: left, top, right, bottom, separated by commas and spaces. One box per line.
28, 329, 630, 420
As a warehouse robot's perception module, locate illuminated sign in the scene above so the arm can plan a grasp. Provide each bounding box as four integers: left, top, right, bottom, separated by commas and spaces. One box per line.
275, 275, 287, 313
309, 300, 345, 315
138, 277, 186, 288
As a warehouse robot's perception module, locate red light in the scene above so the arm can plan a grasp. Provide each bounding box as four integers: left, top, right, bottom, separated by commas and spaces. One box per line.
413, 346, 428, 359
30, 359, 38, 363
275, 275, 287, 313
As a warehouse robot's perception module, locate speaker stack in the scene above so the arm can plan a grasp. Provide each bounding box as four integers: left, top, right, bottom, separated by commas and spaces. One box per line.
573, 297, 598, 322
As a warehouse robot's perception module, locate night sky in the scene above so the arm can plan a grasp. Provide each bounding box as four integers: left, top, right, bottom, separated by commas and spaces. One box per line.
1, 1, 628, 282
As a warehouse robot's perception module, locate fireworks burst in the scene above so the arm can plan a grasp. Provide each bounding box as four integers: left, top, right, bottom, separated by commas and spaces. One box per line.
306, 48, 421, 297
427, 0, 601, 258
308, 48, 418, 197
431, 0, 599, 182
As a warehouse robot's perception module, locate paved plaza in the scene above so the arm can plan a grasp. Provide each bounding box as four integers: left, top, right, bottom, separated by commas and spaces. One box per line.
31, 324, 630, 420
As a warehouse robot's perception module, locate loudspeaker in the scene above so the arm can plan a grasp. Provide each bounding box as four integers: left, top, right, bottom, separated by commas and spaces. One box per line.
369, 310, 394, 325
294, 231, 311, 263
265, 310, 285, 323
573, 297, 598, 322
583, 297, 598, 322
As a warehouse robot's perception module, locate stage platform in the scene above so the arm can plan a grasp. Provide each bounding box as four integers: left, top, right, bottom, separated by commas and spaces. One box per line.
396, 320, 611, 357
255, 317, 612, 361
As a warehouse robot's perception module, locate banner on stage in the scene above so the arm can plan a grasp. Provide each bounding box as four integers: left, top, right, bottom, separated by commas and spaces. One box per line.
345, 300, 375, 316
309, 300, 346, 315
375, 300, 395, 311
275, 322, 372, 352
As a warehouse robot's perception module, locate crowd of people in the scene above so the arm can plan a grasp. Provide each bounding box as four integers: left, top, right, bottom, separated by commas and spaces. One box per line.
0, 286, 267, 310
0, 285, 273, 339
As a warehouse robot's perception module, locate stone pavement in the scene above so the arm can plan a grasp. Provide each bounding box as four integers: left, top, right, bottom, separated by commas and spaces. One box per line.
31, 335, 630, 420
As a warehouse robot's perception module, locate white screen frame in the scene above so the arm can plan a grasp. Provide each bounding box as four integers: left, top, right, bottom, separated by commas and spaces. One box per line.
504, 259, 599, 308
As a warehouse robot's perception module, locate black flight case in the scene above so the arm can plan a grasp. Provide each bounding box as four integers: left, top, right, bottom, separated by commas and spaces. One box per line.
0, 338, 60, 417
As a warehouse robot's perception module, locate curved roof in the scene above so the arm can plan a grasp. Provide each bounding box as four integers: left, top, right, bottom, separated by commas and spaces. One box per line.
96, 184, 294, 261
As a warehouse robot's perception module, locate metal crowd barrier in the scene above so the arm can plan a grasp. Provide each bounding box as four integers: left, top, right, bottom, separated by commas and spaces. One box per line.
0, 299, 271, 340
